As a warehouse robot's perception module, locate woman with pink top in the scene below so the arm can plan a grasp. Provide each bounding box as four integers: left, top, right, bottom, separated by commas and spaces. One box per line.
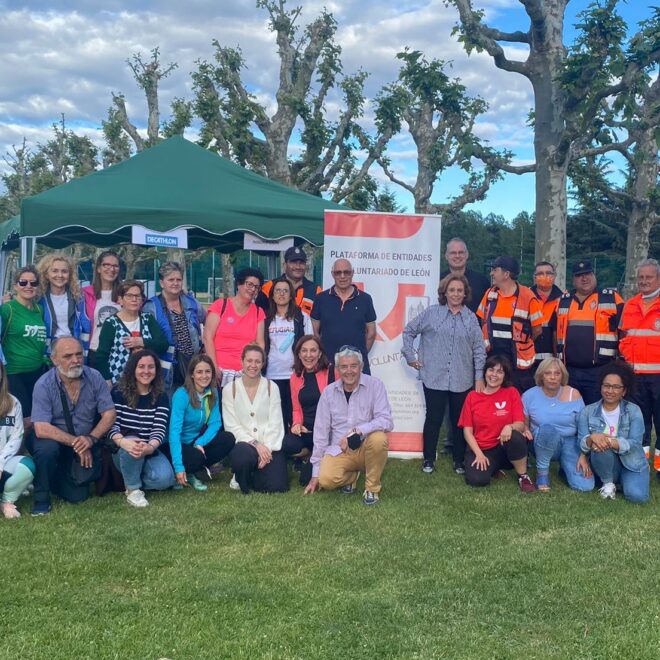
202, 268, 266, 387
83, 251, 122, 367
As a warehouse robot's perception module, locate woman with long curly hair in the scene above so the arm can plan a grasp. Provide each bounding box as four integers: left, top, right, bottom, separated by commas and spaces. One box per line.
108, 349, 174, 507
36, 252, 91, 358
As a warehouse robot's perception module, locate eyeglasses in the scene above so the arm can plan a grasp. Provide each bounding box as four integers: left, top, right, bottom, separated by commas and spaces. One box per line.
242, 281, 260, 291
602, 383, 624, 391
338, 344, 360, 353
122, 293, 143, 300
332, 270, 353, 277
273, 288, 290, 295
17, 279, 39, 288
101, 263, 120, 270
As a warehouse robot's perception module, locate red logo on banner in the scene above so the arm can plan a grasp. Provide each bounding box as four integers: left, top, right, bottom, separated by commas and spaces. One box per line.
378, 283, 426, 341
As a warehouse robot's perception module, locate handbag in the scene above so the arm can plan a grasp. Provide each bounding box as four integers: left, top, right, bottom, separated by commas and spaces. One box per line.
58, 385, 102, 484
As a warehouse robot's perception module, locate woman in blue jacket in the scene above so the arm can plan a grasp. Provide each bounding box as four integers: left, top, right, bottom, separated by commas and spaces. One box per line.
37, 253, 91, 358
578, 361, 649, 503
165, 355, 235, 491
143, 261, 205, 390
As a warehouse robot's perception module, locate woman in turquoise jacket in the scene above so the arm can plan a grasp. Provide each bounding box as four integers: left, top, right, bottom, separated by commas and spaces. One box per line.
165, 355, 235, 491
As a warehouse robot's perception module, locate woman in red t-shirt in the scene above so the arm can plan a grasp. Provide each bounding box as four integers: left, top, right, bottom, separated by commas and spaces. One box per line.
203, 268, 266, 387
458, 355, 537, 493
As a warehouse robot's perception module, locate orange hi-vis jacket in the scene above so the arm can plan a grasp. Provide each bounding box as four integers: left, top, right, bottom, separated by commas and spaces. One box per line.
619, 293, 660, 375
477, 284, 543, 370
261, 277, 321, 316
556, 289, 623, 365
531, 284, 563, 361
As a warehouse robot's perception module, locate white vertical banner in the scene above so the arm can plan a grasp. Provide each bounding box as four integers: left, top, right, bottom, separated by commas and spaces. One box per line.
323, 210, 442, 454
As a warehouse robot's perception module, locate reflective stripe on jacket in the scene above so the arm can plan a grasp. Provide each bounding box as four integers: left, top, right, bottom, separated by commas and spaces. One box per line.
556, 288, 622, 365
619, 293, 660, 374
480, 285, 542, 370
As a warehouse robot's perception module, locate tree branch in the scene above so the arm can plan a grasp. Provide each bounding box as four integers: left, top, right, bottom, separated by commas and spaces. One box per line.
452, 0, 531, 78
376, 156, 416, 195
111, 93, 145, 151
573, 136, 635, 161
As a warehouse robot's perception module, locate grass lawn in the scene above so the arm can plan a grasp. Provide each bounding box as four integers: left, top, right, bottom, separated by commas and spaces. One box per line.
2, 457, 660, 660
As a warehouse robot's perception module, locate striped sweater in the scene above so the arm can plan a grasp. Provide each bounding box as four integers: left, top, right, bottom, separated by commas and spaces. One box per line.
109, 388, 170, 445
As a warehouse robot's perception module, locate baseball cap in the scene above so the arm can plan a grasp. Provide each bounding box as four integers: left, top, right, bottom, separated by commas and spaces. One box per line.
572, 259, 594, 276
284, 246, 307, 262
491, 256, 520, 277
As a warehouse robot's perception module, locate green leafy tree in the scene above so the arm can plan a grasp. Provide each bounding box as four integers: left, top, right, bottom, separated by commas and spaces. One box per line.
567, 9, 659, 295
374, 49, 508, 214
191, 0, 375, 199
448, 0, 659, 287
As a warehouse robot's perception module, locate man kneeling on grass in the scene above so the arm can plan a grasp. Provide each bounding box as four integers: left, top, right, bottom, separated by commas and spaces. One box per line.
304, 345, 393, 505
27, 337, 116, 516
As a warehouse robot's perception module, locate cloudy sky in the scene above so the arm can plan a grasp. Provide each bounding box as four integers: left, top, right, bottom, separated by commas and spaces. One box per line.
0, 0, 651, 219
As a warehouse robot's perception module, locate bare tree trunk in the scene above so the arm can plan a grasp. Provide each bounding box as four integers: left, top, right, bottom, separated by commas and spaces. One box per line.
624, 124, 658, 297
528, 2, 569, 289
221, 254, 234, 297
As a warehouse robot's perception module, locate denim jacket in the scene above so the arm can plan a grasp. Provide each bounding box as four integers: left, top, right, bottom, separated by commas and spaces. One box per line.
578, 399, 647, 472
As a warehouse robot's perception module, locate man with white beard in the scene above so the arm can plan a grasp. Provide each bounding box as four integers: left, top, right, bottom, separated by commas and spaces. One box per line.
27, 337, 115, 515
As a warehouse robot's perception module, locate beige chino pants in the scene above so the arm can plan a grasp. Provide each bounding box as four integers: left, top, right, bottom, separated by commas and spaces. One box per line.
318, 431, 389, 494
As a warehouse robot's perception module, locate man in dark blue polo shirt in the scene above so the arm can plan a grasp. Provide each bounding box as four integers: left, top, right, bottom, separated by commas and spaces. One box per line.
311, 259, 377, 374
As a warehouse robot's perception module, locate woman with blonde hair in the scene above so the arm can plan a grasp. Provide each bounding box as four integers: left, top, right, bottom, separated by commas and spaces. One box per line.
522, 357, 593, 492
0, 361, 35, 519
36, 252, 90, 357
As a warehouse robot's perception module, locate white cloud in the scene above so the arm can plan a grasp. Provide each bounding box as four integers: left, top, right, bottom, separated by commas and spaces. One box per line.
3, 0, 642, 219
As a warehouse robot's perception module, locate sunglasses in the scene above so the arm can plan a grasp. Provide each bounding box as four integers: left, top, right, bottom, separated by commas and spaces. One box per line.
332, 270, 353, 277
17, 279, 39, 288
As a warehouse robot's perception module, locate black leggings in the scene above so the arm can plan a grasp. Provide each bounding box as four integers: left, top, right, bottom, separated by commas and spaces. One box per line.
464, 430, 528, 487
230, 443, 289, 494
422, 386, 469, 464
7, 366, 46, 418
162, 431, 235, 474
272, 379, 293, 432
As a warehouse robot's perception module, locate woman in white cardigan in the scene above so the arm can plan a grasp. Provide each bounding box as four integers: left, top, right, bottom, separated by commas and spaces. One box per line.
222, 344, 288, 494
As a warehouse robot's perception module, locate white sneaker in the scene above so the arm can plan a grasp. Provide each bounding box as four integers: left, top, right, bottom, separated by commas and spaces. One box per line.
229, 475, 240, 491
126, 489, 149, 508
599, 482, 616, 500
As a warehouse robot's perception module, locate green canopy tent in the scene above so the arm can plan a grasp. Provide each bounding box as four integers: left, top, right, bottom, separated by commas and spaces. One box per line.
5, 135, 344, 253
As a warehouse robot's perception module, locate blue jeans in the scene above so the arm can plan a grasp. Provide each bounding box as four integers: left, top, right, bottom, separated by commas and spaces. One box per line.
113, 449, 175, 491
589, 450, 650, 503
533, 425, 594, 492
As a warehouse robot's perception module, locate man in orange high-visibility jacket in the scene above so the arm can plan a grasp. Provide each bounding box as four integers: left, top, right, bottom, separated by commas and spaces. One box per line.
530, 261, 563, 368
556, 259, 624, 405
257, 246, 321, 317
619, 258, 660, 468
477, 256, 543, 393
